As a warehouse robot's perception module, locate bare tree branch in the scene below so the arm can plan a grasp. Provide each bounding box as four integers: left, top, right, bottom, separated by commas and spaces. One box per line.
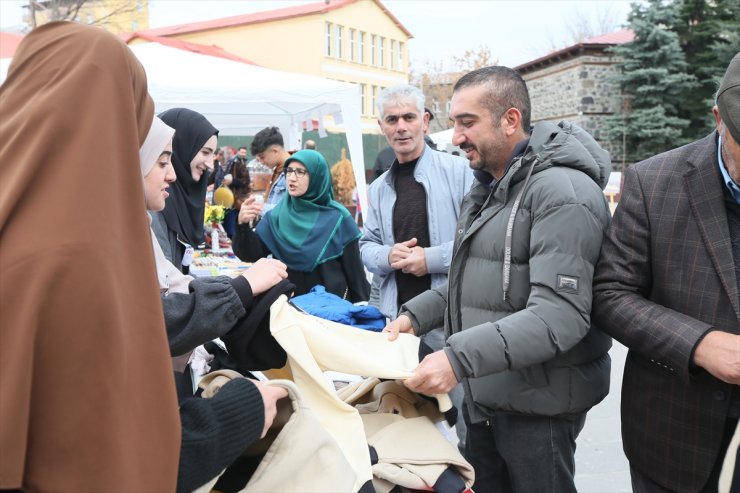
92, 2, 139, 27
26, 0, 139, 29
545, 5, 620, 52
66, 0, 87, 21
452, 44, 498, 72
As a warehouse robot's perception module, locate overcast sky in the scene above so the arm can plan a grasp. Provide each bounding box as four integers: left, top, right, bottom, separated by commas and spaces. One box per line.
1, 0, 634, 67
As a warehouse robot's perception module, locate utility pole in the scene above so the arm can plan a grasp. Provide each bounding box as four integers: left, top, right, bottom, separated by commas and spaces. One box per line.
28, 1, 37, 28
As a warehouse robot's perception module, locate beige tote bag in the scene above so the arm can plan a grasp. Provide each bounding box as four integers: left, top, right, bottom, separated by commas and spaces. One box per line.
195, 374, 356, 493
719, 420, 739, 493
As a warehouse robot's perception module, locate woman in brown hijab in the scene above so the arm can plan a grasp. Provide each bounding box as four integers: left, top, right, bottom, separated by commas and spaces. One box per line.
0, 22, 180, 491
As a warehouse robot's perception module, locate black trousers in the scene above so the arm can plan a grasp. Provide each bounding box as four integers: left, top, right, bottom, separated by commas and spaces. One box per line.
630, 417, 739, 493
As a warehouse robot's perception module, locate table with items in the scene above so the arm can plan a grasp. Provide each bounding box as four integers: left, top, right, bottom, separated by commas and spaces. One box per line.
189, 250, 250, 278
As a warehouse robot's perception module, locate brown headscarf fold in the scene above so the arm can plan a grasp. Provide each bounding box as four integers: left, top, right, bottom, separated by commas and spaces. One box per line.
0, 22, 180, 491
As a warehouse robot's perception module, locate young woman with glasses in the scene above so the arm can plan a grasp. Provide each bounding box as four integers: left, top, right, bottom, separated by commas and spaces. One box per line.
233, 150, 370, 302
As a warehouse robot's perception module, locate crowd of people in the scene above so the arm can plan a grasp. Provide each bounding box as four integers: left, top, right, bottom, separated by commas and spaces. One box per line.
1, 20, 738, 493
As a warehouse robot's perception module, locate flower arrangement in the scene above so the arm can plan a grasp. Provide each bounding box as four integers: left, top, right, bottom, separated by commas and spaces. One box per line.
204, 203, 225, 225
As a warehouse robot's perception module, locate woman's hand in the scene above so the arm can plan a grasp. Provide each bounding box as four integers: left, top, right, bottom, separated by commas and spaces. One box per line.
252, 381, 289, 438
238, 195, 264, 225
241, 257, 288, 296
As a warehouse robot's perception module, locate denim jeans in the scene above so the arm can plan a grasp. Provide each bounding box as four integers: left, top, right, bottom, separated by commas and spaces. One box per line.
463, 405, 586, 493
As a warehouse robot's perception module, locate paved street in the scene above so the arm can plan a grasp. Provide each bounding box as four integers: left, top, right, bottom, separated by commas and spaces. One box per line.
575, 341, 631, 492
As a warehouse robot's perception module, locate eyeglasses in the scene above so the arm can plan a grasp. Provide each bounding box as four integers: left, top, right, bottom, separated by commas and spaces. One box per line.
284, 167, 308, 178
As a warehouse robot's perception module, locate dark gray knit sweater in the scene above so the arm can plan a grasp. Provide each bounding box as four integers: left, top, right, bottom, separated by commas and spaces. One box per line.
177, 378, 264, 493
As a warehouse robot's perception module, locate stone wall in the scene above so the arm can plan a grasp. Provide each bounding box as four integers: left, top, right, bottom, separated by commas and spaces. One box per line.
522, 52, 626, 166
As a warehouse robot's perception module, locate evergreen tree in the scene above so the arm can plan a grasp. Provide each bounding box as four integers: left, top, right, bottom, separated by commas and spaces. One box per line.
606, 0, 697, 165
673, 0, 740, 138
711, 0, 740, 71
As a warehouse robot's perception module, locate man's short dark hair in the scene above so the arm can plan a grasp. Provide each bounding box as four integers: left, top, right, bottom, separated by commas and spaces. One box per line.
453, 66, 531, 133
250, 126, 284, 156
238, 146, 247, 151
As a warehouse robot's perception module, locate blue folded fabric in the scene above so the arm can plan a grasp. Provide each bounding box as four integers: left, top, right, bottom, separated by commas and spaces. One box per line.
291, 285, 386, 331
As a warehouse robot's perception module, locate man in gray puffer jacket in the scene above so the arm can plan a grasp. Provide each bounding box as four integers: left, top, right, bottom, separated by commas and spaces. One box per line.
385, 66, 612, 493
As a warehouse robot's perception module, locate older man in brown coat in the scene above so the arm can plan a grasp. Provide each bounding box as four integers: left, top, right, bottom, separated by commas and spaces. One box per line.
592, 53, 740, 493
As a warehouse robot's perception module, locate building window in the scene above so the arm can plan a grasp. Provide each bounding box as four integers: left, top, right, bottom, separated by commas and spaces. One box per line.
335, 25, 343, 59
325, 22, 332, 57
398, 42, 404, 70
349, 29, 356, 62
87, 14, 94, 24
446, 99, 452, 113
131, 19, 139, 31
360, 83, 367, 115
389, 40, 396, 70
372, 85, 378, 116
370, 35, 376, 66
379, 37, 385, 68
433, 97, 440, 114
359, 31, 365, 63
136, 1, 144, 12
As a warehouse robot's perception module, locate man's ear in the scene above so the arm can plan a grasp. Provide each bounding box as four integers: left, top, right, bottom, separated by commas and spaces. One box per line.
502, 107, 523, 136
712, 105, 722, 131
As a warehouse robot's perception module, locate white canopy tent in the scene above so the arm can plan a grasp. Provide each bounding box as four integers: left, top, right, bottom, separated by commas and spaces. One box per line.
0, 42, 368, 213
428, 128, 463, 154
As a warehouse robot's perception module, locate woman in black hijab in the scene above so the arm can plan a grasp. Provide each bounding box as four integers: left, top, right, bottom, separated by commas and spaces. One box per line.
151, 108, 219, 272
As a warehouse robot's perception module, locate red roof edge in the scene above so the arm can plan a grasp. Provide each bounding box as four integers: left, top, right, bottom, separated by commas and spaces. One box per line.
372, 0, 413, 38
122, 0, 411, 39
0, 32, 25, 58
515, 28, 634, 73
124, 32, 260, 65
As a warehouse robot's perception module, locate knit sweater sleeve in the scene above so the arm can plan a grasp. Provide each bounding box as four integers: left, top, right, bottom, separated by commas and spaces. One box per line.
177, 378, 264, 493
163, 276, 253, 356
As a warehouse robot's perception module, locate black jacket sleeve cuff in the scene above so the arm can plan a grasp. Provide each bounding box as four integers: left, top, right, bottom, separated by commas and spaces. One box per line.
229, 275, 254, 309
